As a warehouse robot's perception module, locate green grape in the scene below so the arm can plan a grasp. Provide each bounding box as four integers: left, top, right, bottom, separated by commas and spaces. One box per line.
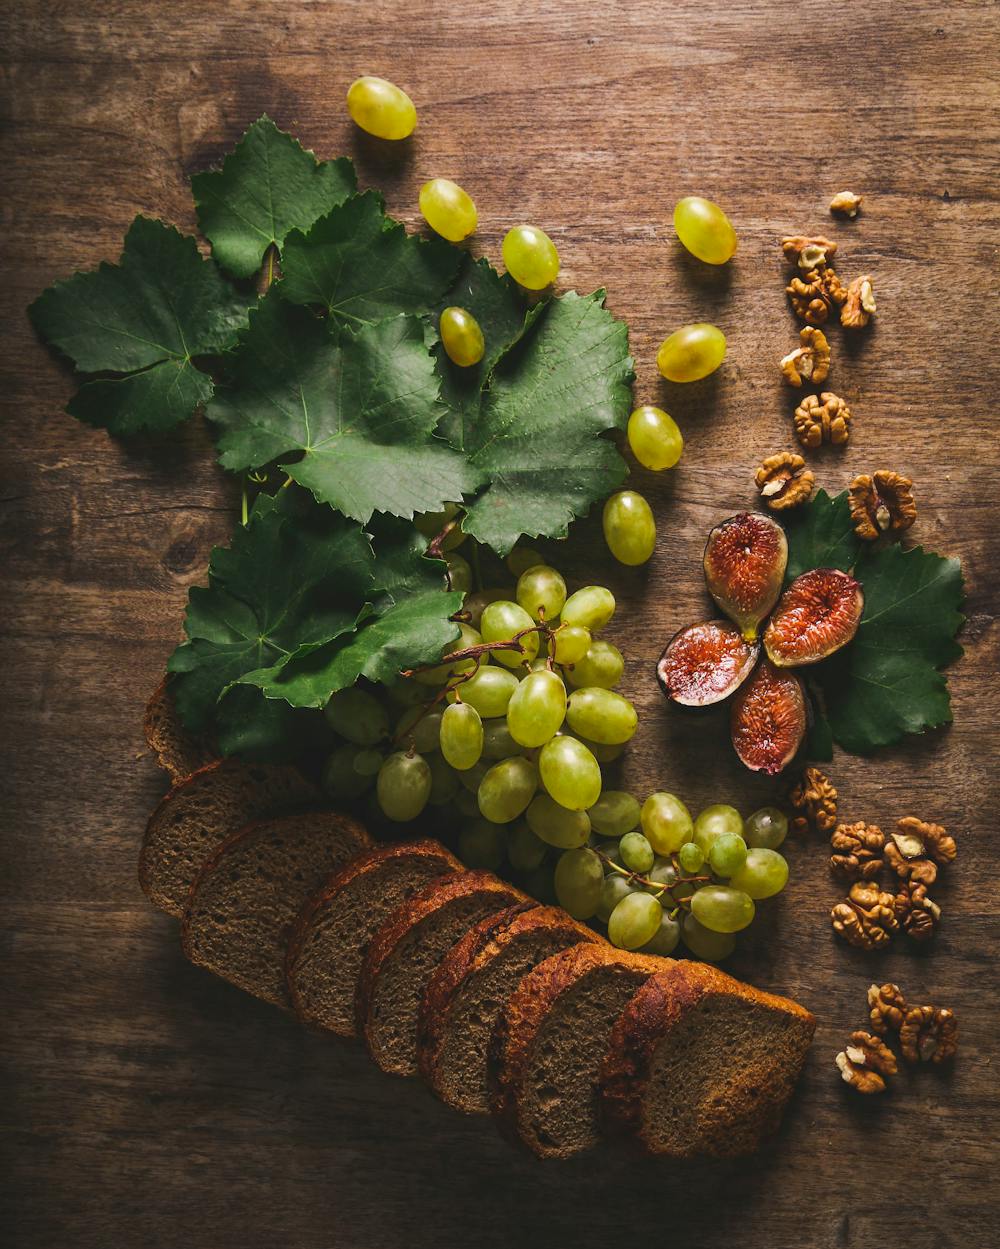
574, 735, 625, 764
743, 806, 789, 850
324, 686, 389, 745
588, 790, 641, 838
566, 687, 637, 745
522, 864, 557, 905
482, 718, 524, 760
554, 847, 603, 919
439, 701, 484, 770
678, 840, 705, 873
480, 600, 539, 668
527, 657, 551, 673
728, 848, 789, 900
619, 831, 655, 874
455, 787, 480, 818
708, 832, 748, 878
346, 75, 417, 140
551, 625, 591, 665
457, 757, 489, 793
449, 665, 518, 717
439, 306, 485, 367
602, 490, 656, 566
445, 552, 473, 592
507, 819, 548, 871
641, 792, 694, 855
525, 792, 591, 849
691, 885, 755, 933
322, 744, 379, 799
459, 819, 506, 870
596, 872, 640, 922
673, 196, 738, 265
693, 804, 744, 855
506, 669, 567, 748
502, 224, 559, 290
354, 748, 384, 776
656, 323, 727, 383
419, 177, 477, 242
561, 586, 615, 632
461, 587, 507, 628
505, 546, 544, 577
412, 622, 480, 686
566, 640, 624, 690
640, 912, 682, 956
426, 752, 461, 805
671, 877, 698, 904
608, 891, 662, 950
538, 736, 602, 811
385, 676, 427, 707
414, 502, 466, 552
681, 913, 736, 961
643, 858, 679, 895
393, 706, 443, 754
516, 565, 567, 621
478, 756, 538, 823
376, 751, 432, 821
626, 405, 684, 471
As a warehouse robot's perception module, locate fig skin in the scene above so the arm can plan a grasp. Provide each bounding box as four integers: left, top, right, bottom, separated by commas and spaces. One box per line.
657, 620, 759, 707
703, 512, 788, 642
730, 660, 807, 775
764, 567, 864, 667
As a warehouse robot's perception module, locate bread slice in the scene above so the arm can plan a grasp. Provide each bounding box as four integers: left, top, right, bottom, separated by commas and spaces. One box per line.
599, 963, 815, 1157
357, 872, 530, 1078
419, 906, 605, 1115
143, 677, 211, 781
489, 943, 667, 1159
286, 840, 463, 1038
180, 811, 371, 1007
139, 759, 320, 917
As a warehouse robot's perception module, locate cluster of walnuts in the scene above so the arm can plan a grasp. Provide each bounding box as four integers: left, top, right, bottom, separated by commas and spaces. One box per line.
829, 816, 956, 949
836, 982, 958, 1094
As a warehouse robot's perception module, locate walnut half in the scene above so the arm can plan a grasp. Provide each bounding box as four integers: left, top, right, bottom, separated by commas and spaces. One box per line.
781, 327, 831, 387
830, 821, 885, 882
788, 766, 838, 835
755, 453, 815, 511
848, 470, 916, 539
900, 1005, 958, 1064
830, 190, 863, 218
794, 392, 851, 448
868, 982, 908, 1035
842, 275, 877, 328
836, 1031, 898, 1094
831, 881, 899, 950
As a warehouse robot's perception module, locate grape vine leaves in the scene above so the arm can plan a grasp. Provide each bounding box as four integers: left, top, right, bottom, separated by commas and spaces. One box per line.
782, 488, 861, 582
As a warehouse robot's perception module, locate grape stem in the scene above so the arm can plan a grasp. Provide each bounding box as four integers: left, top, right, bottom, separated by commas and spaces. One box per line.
593, 848, 710, 907
427, 520, 459, 559
403, 621, 558, 677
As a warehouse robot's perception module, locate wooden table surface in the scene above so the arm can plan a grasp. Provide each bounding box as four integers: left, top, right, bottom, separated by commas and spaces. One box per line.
3, 2, 999, 1246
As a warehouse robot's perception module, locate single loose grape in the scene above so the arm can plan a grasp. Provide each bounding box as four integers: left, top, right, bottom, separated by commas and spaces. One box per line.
538, 736, 602, 811
419, 177, 477, 242
478, 756, 538, 824
728, 848, 789, 899
502, 225, 559, 290
588, 790, 641, 838
561, 586, 615, 632
656, 323, 726, 383
743, 806, 789, 850
507, 819, 548, 872
449, 665, 518, 717
322, 744, 378, 799
506, 669, 567, 748
439, 306, 485, 368
505, 546, 544, 577
426, 752, 461, 805
693, 804, 744, 855
394, 706, 443, 754
551, 625, 591, 665
516, 565, 567, 622
603, 490, 656, 566
681, 913, 737, 961
482, 718, 524, 760
439, 701, 484, 770
678, 840, 705, 874
554, 847, 604, 919
480, 600, 539, 668
376, 751, 432, 821
608, 891, 662, 950
346, 75, 417, 140
626, 405, 684, 471
596, 872, 640, 922
459, 819, 506, 871
641, 792, 694, 855
708, 832, 748, 878
324, 686, 389, 745
619, 831, 655, 874
691, 885, 755, 933
566, 640, 624, 690
525, 792, 591, 849
673, 196, 738, 265
641, 912, 682, 956
566, 687, 638, 745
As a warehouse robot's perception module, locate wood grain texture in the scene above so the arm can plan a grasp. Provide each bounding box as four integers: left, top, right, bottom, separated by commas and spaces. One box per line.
1, 1, 998, 1246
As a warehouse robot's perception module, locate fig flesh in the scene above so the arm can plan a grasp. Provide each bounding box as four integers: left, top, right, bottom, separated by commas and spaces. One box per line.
657, 620, 759, 707
730, 660, 807, 775
703, 512, 788, 641
764, 567, 864, 667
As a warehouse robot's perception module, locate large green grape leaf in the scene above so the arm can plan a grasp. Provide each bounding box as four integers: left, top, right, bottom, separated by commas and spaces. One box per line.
280, 190, 461, 328
457, 290, 635, 555
819, 543, 965, 753
207, 292, 482, 522
782, 489, 862, 582
192, 115, 357, 279
28, 216, 252, 433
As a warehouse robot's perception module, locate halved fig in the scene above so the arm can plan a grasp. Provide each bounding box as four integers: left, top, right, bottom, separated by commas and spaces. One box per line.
703, 512, 788, 641
764, 567, 864, 667
730, 661, 807, 775
656, 621, 759, 707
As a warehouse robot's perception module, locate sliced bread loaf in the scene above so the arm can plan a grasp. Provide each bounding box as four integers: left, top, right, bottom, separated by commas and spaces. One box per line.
357, 872, 531, 1078
419, 906, 605, 1115
143, 677, 211, 781
489, 943, 667, 1159
286, 840, 463, 1038
599, 963, 815, 1157
139, 759, 320, 917
181, 811, 371, 1007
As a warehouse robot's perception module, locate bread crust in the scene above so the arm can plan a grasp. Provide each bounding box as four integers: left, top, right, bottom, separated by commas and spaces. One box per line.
599, 963, 816, 1157
143, 676, 212, 782
285, 839, 463, 1030
488, 944, 668, 1153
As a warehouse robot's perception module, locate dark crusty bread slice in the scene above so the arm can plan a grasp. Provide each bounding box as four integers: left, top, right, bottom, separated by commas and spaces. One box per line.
286, 840, 463, 1038
139, 759, 320, 917
419, 906, 605, 1115
143, 677, 212, 781
599, 962, 815, 1157
181, 811, 371, 1008
489, 943, 667, 1159
358, 871, 531, 1078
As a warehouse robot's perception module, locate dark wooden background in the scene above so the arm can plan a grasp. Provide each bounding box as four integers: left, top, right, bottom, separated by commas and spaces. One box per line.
3, 2, 998, 1246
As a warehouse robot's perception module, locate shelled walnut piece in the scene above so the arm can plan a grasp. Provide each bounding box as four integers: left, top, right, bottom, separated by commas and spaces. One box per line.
836, 1030, 898, 1094
830, 190, 863, 218
899, 1005, 958, 1064
893, 881, 942, 942
794, 392, 851, 448
842, 275, 877, 328
781, 327, 831, 387
782, 235, 838, 267
787, 267, 848, 325
754, 453, 815, 511
830, 822, 885, 882
868, 982, 908, 1035
831, 881, 899, 949
788, 766, 838, 835
848, 470, 916, 539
